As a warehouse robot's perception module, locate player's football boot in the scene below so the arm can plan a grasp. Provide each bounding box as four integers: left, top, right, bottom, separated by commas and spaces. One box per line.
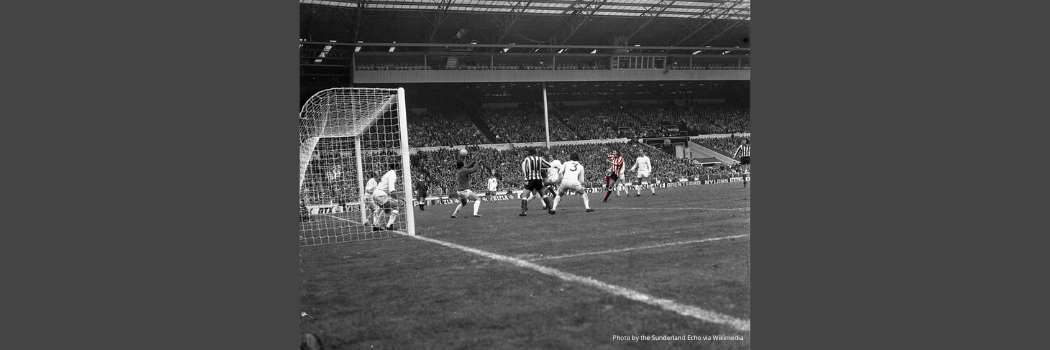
473, 214, 481, 217
586, 209, 595, 212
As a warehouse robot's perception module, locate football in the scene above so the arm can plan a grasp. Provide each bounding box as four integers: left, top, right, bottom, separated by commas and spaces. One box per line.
459, 149, 469, 157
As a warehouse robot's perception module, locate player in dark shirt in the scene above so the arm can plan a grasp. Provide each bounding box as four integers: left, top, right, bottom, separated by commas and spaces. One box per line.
451, 159, 483, 218
416, 180, 429, 211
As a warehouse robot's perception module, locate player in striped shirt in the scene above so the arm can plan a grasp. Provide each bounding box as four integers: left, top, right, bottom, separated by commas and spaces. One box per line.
614, 163, 627, 197
519, 148, 551, 216
628, 149, 656, 196
603, 150, 626, 203
731, 138, 751, 187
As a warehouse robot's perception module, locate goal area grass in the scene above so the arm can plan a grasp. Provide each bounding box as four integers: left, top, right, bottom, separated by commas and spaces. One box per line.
300, 182, 750, 349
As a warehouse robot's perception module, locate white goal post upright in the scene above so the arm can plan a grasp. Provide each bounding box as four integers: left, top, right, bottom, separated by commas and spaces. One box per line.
354, 136, 366, 225
397, 88, 416, 236
299, 87, 415, 246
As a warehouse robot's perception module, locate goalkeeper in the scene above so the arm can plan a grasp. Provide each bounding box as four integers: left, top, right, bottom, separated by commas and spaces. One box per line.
450, 157, 483, 218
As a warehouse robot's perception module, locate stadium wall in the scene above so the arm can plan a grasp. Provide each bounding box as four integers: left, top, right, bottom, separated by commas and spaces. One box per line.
354, 70, 750, 84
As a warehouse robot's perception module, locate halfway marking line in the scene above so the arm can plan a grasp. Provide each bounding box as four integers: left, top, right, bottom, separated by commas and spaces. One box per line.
407, 233, 751, 332
528, 234, 751, 262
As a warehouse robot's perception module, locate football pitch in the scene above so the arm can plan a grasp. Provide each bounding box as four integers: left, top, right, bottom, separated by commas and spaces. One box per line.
300, 182, 751, 349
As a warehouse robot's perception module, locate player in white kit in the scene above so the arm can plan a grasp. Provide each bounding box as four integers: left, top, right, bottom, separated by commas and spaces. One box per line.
628, 150, 656, 196
543, 157, 563, 201
614, 165, 627, 197
363, 171, 381, 226
371, 163, 401, 231
549, 153, 595, 214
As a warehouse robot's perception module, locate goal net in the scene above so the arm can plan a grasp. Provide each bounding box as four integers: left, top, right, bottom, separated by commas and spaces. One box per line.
299, 87, 416, 246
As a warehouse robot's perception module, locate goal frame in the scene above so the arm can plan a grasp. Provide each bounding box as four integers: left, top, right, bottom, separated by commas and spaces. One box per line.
298, 87, 415, 238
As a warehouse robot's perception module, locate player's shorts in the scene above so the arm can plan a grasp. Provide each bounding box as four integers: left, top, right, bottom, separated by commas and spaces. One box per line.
636, 170, 651, 179
373, 190, 394, 207
456, 189, 480, 201
607, 172, 619, 181
523, 179, 546, 192
364, 195, 379, 210
559, 181, 586, 195
740, 156, 750, 165
543, 176, 561, 186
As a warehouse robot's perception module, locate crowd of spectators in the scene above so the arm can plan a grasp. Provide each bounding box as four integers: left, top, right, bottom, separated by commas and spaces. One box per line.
478, 107, 578, 143
554, 105, 621, 140
410, 141, 744, 196
551, 102, 748, 139
680, 103, 750, 135
691, 135, 751, 156
407, 106, 488, 147
399, 101, 748, 148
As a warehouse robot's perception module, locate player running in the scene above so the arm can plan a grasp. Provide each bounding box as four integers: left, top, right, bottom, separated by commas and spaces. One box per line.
549, 153, 595, 214
731, 138, 751, 187
519, 148, 551, 216
614, 164, 627, 197
603, 149, 626, 203
450, 159, 483, 218
371, 164, 402, 231
628, 149, 656, 196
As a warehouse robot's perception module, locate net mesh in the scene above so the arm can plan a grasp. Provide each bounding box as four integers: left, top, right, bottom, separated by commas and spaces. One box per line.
298, 88, 413, 246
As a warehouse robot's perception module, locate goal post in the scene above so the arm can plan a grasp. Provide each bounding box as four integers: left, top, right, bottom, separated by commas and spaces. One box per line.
298, 87, 415, 246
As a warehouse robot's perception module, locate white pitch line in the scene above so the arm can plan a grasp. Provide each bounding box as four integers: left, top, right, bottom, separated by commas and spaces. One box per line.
406, 233, 750, 332
322, 213, 364, 225
320, 212, 751, 331
316, 215, 409, 236
528, 234, 751, 262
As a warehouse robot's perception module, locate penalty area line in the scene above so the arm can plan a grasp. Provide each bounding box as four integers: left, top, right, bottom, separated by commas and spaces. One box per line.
528, 234, 750, 262
404, 233, 751, 332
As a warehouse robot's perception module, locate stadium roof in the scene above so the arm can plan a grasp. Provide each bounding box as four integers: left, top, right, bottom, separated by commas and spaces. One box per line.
300, 0, 749, 49
300, 0, 750, 20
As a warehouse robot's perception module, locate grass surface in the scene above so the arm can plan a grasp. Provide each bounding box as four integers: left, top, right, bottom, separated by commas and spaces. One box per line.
300, 182, 750, 349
